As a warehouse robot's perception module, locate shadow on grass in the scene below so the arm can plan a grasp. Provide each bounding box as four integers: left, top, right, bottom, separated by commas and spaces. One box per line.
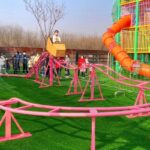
16, 115, 150, 150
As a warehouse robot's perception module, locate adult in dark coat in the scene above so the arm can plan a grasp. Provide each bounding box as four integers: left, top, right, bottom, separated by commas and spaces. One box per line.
16, 52, 20, 72
13, 54, 18, 74
22, 53, 28, 73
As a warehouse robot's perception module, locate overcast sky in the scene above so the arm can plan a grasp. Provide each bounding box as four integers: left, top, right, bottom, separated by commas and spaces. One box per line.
0, 0, 114, 36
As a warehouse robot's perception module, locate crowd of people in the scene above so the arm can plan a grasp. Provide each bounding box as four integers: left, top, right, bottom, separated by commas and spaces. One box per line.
0, 52, 90, 79
13, 52, 29, 74
43, 55, 89, 79
0, 52, 30, 74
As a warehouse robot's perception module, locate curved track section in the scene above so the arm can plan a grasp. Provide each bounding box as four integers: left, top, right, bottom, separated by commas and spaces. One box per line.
0, 98, 150, 117
54, 58, 150, 91
0, 65, 150, 150
0, 74, 25, 78
94, 64, 150, 90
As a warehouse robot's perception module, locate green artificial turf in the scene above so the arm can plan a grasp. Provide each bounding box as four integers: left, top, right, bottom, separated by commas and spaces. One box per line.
0, 76, 150, 150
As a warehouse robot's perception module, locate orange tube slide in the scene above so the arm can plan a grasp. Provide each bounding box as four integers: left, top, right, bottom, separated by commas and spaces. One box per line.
102, 15, 150, 78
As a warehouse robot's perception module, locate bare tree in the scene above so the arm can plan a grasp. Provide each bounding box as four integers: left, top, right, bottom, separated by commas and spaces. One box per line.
23, 0, 65, 45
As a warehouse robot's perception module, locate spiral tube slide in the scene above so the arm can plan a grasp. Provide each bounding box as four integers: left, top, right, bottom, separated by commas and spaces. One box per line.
102, 15, 150, 78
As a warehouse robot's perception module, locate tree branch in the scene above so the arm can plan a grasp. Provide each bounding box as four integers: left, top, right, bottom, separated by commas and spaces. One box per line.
23, 0, 65, 47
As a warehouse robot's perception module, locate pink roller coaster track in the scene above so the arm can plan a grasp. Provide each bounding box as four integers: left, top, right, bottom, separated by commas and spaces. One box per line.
2, 56, 145, 102
23, 52, 150, 103
1, 62, 149, 104
0, 59, 150, 149
0, 74, 25, 78
0, 98, 150, 150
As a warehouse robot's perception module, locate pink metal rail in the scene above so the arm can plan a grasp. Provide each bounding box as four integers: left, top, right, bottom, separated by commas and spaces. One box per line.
0, 98, 150, 150
1, 58, 150, 105
0, 74, 25, 78
50, 60, 150, 105
94, 64, 150, 107
1, 55, 150, 105
26, 52, 76, 87
26, 52, 49, 81
66, 68, 83, 96
80, 66, 104, 102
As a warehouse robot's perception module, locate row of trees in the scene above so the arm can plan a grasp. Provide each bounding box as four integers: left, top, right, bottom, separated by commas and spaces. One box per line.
62, 33, 105, 50
0, 26, 104, 50
0, 25, 41, 47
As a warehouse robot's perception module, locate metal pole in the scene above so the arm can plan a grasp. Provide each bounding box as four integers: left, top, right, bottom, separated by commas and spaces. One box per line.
141, 54, 145, 63
134, 0, 139, 60
91, 67, 95, 100
49, 56, 53, 86
5, 110, 11, 138
148, 54, 150, 64
91, 117, 96, 150
116, 0, 121, 72
74, 69, 78, 93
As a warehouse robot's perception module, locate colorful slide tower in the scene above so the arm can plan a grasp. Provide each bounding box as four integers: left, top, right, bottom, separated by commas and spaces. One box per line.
112, 0, 150, 72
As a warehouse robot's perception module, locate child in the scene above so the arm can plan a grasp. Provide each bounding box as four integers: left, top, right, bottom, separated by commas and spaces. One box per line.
28, 55, 34, 70
5, 59, 10, 74
52, 30, 61, 43
0, 55, 5, 73
55, 58, 61, 77
78, 56, 85, 77
80, 62, 86, 78
65, 55, 71, 77
85, 56, 89, 75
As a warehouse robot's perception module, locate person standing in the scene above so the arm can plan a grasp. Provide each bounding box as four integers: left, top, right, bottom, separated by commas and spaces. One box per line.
52, 30, 61, 43
13, 54, 18, 74
65, 55, 71, 77
28, 55, 34, 70
16, 52, 20, 72
85, 56, 89, 75
0, 55, 5, 73
22, 52, 28, 73
55, 58, 61, 77
78, 56, 85, 77
5, 58, 10, 74
80, 56, 86, 78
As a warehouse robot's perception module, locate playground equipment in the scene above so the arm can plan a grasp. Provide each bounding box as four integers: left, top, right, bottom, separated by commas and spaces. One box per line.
80, 66, 104, 102
0, 98, 150, 150
66, 68, 83, 96
1, 58, 150, 106
25, 38, 104, 101
112, 0, 150, 72
26, 38, 66, 87
1, 63, 150, 149
102, 15, 150, 78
